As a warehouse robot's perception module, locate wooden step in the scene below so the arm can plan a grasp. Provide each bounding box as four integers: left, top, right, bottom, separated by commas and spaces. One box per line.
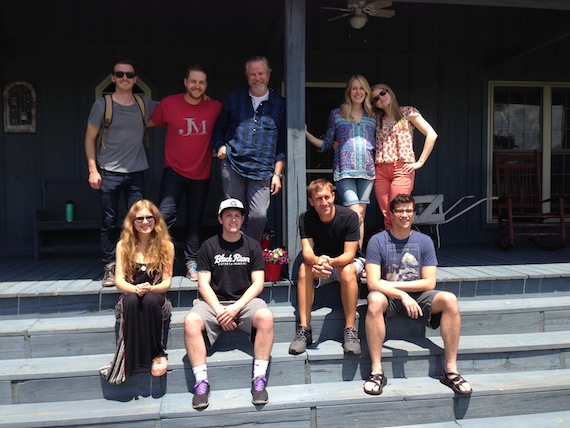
3, 295, 569, 360
1, 370, 569, 427
2, 331, 568, 405
388, 410, 570, 428
2, 260, 569, 316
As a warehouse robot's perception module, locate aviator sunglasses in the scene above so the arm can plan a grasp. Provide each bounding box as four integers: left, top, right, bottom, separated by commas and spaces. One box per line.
113, 71, 136, 79
134, 215, 155, 223
372, 89, 389, 103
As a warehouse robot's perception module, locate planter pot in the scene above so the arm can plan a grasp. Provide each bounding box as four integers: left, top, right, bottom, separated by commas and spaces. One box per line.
264, 262, 283, 282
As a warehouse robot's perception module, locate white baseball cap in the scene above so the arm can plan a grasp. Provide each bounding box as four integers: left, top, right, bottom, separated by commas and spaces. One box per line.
218, 198, 246, 215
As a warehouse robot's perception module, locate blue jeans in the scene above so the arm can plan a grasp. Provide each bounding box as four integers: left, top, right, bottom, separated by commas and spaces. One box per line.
221, 160, 269, 242
158, 167, 210, 263
99, 169, 145, 264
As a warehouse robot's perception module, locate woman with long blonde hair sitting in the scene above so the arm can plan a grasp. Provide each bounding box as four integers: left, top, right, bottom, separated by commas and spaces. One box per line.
101, 199, 174, 384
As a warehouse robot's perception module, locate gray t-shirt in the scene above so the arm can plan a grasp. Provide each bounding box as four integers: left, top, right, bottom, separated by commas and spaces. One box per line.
88, 96, 158, 173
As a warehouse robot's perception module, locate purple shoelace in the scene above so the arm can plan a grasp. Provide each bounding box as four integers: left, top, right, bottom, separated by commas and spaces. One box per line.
252, 376, 267, 391
195, 379, 209, 394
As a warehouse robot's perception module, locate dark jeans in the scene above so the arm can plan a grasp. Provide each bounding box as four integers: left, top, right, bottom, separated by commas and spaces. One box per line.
99, 169, 145, 264
158, 167, 210, 264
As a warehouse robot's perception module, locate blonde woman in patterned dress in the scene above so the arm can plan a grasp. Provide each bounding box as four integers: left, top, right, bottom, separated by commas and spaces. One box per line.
371, 84, 437, 230
306, 75, 377, 249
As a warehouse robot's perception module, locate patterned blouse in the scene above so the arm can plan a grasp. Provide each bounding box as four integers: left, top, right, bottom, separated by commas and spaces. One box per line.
374, 106, 420, 164
320, 108, 377, 182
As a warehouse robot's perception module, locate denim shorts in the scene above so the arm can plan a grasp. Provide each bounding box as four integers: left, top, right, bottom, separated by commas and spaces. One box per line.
335, 178, 374, 206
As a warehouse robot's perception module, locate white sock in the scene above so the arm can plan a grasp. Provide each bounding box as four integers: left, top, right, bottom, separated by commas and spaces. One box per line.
192, 364, 208, 383
253, 359, 269, 378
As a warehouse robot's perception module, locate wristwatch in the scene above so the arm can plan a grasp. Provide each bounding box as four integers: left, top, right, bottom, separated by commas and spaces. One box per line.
273, 173, 283, 178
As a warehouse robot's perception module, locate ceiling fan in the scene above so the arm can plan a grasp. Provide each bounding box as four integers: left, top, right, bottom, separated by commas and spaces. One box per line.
322, 1, 396, 29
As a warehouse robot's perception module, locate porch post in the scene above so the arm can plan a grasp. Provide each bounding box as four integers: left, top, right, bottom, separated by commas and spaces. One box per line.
284, 0, 306, 277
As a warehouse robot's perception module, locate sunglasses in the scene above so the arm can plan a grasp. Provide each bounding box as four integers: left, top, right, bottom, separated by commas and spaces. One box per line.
372, 90, 389, 103
113, 71, 136, 79
134, 215, 155, 223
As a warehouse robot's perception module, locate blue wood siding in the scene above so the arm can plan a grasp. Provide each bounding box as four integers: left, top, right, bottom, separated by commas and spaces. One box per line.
1, 1, 569, 255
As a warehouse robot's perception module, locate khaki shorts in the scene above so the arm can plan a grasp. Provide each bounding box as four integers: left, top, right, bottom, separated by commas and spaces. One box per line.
190, 297, 268, 346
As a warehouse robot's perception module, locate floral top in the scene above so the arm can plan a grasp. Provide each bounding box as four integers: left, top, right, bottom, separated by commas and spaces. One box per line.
320, 108, 377, 182
374, 106, 420, 164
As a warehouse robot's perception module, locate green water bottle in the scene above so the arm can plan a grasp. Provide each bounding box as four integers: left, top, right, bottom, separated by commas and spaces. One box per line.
65, 200, 74, 222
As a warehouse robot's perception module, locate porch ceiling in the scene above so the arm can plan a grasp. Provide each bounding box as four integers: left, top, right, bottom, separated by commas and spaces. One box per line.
392, 0, 570, 11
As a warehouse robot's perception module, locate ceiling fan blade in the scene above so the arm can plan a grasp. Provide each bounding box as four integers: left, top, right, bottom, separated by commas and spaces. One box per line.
366, 0, 392, 9
327, 11, 354, 22
369, 9, 395, 18
321, 6, 352, 12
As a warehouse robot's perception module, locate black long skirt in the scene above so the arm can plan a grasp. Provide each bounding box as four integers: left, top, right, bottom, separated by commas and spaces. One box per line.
118, 291, 168, 378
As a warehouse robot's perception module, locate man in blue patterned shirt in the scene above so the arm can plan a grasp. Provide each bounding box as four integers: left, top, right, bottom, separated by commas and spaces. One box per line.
213, 56, 286, 242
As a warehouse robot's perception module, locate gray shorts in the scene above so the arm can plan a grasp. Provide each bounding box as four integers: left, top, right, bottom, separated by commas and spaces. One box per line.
386, 290, 442, 329
190, 297, 268, 346
314, 257, 365, 288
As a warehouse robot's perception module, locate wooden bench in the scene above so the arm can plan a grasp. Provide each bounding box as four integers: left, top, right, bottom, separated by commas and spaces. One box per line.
34, 178, 101, 259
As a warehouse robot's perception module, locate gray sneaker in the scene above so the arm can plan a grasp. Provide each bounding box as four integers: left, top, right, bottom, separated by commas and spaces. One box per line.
251, 375, 269, 404
102, 262, 115, 287
343, 327, 361, 355
192, 379, 210, 409
186, 260, 198, 282
288, 325, 313, 355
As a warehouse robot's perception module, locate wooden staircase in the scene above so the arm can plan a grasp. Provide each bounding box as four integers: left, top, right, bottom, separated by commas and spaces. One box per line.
0, 253, 570, 427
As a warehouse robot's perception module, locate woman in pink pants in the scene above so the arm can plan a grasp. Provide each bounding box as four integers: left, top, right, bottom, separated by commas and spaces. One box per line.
371, 84, 438, 230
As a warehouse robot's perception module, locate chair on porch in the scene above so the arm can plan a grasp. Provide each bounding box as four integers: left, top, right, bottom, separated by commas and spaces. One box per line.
494, 150, 567, 250
412, 194, 497, 249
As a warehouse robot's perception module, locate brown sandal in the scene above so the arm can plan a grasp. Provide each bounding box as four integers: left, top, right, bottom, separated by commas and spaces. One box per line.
363, 373, 387, 395
440, 371, 472, 395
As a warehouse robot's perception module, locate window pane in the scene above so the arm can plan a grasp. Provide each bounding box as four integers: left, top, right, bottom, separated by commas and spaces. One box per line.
552, 88, 570, 151
551, 88, 570, 197
493, 87, 542, 151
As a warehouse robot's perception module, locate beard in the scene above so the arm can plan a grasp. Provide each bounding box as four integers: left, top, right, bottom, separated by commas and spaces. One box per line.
250, 83, 268, 96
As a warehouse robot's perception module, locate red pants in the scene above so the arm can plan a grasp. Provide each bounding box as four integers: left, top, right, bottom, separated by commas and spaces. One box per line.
374, 162, 415, 230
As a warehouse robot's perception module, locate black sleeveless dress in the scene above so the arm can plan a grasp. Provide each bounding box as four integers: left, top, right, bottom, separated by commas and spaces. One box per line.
117, 264, 168, 379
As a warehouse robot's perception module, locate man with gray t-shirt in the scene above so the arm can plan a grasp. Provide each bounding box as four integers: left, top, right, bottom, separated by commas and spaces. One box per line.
84, 58, 158, 286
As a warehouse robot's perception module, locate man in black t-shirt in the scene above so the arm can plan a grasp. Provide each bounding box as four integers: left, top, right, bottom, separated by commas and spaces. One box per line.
288, 179, 364, 355
184, 198, 274, 409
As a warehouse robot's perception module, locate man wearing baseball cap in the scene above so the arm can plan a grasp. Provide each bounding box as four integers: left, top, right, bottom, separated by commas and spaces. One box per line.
184, 198, 274, 409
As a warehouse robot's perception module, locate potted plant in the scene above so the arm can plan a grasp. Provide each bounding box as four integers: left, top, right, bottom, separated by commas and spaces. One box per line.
262, 247, 289, 282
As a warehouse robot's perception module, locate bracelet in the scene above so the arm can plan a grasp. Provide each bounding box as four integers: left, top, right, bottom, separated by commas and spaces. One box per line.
273, 173, 283, 179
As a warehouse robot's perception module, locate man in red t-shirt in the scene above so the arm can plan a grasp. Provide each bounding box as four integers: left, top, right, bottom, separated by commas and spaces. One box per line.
148, 64, 223, 280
